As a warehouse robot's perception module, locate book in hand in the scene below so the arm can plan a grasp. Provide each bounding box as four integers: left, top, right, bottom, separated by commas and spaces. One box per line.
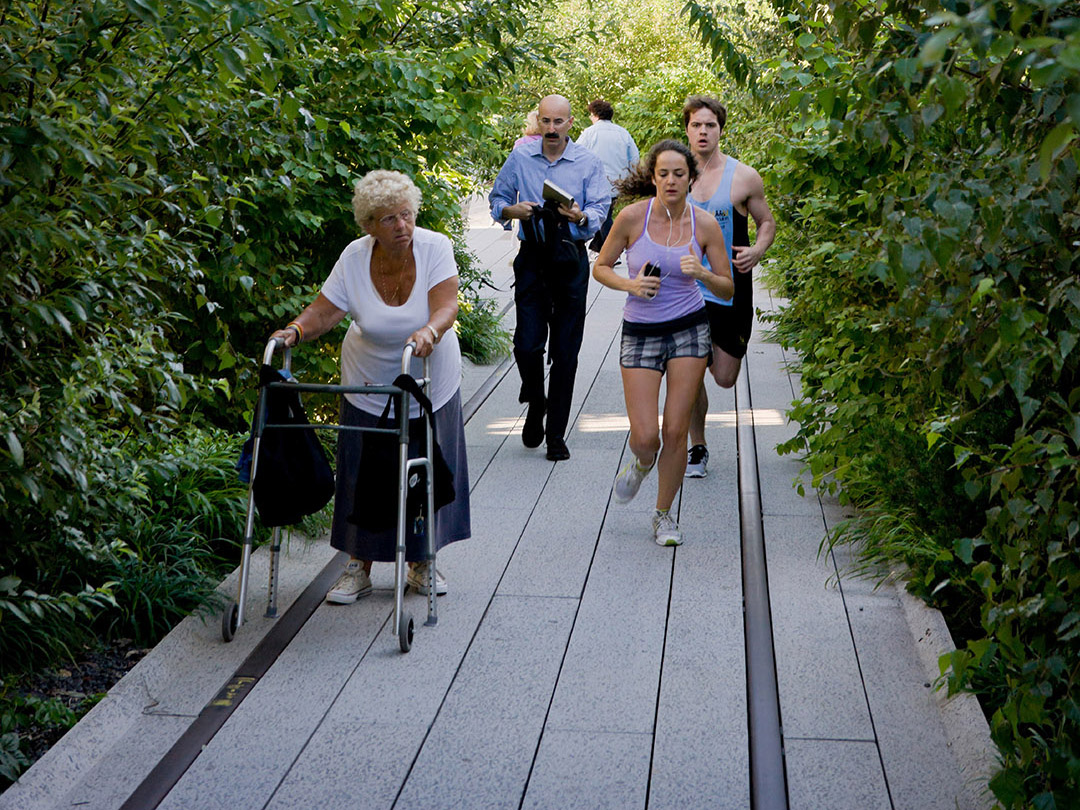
542, 179, 575, 208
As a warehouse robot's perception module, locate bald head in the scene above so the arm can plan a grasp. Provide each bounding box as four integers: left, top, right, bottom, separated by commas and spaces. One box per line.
537, 94, 574, 158
539, 94, 571, 118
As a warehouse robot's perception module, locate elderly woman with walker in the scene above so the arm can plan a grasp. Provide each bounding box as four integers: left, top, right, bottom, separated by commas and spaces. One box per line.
592, 139, 733, 546
269, 169, 471, 602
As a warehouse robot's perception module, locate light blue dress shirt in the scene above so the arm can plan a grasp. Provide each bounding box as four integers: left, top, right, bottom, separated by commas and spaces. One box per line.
489, 137, 610, 242
576, 119, 640, 195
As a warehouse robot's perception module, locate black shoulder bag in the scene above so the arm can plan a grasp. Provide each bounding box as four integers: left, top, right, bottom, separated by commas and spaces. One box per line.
251, 365, 336, 527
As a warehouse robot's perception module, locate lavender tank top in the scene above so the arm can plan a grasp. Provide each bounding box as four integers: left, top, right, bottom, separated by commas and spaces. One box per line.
623, 199, 705, 324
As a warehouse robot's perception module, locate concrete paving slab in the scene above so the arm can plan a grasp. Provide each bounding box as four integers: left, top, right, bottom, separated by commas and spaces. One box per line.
522, 729, 651, 810
543, 471, 673, 736
497, 437, 623, 598
0, 534, 337, 810
765, 515, 875, 742
156, 590, 391, 810
650, 542, 748, 810
263, 719, 423, 810
847, 588, 992, 810
255, 499, 536, 805
394, 596, 577, 809
31, 714, 192, 810
756, 457, 823, 519
785, 738, 892, 810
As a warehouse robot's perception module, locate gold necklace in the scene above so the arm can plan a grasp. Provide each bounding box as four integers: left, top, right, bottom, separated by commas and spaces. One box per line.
374, 245, 411, 304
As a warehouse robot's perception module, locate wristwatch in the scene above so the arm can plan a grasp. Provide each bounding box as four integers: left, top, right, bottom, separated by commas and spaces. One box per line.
578, 213, 587, 227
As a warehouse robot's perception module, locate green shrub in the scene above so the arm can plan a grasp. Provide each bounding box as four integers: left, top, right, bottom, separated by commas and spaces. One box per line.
683, 0, 1080, 805
0, 579, 114, 679
0, 679, 105, 787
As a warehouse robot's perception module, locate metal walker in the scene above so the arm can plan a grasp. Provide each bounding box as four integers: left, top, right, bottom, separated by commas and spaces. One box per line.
222, 337, 439, 652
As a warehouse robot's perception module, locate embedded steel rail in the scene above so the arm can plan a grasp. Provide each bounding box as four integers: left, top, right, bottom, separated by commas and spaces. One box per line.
736, 361, 790, 810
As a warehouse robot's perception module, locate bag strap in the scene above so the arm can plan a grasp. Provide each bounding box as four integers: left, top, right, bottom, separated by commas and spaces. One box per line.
392, 373, 434, 416
258, 364, 307, 425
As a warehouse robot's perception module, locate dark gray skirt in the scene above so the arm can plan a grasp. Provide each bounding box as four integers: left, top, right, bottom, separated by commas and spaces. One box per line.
329, 390, 471, 562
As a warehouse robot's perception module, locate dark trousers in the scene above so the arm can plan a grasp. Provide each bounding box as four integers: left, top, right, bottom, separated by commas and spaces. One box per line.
512, 240, 589, 443
588, 196, 619, 252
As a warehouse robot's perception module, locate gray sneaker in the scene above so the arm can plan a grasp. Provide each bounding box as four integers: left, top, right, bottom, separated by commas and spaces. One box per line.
408, 561, 448, 595
652, 510, 683, 546
326, 560, 372, 604
685, 444, 708, 478
613, 455, 656, 504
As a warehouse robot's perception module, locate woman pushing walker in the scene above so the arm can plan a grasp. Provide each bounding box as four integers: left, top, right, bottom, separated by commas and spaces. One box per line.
592, 139, 733, 546
269, 170, 471, 603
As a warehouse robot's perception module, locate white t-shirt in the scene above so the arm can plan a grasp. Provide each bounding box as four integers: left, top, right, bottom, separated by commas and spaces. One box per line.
320, 227, 462, 418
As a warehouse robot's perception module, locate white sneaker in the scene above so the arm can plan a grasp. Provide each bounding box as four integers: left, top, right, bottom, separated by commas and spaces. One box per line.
612, 455, 656, 504
652, 510, 683, 546
408, 561, 448, 595
326, 561, 372, 604
685, 444, 709, 478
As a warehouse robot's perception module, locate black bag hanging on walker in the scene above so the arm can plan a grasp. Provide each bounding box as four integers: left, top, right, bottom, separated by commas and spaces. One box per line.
349, 373, 455, 533
251, 365, 336, 527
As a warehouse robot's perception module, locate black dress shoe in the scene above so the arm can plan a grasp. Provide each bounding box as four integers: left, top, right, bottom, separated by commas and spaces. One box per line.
545, 438, 570, 461
522, 399, 545, 448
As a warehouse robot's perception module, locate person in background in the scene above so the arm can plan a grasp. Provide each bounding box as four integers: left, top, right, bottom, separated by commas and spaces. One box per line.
682, 95, 776, 478
489, 94, 610, 461
269, 170, 471, 603
577, 99, 640, 253
592, 139, 733, 546
513, 109, 542, 150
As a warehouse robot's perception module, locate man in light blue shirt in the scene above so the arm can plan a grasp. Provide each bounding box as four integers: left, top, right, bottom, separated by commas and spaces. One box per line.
489, 94, 610, 461
577, 99, 640, 252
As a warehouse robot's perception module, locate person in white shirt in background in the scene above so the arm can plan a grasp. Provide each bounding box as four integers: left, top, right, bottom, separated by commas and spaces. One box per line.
577, 99, 640, 253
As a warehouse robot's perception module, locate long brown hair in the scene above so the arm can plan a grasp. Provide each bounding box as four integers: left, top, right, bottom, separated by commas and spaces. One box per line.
615, 139, 698, 200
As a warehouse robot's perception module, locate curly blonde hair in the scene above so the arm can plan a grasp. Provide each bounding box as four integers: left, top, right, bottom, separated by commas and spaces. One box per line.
523, 109, 541, 136
351, 170, 422, 230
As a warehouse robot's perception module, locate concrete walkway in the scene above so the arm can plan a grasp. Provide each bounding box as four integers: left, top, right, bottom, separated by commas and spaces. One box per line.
0, 198, 995, 810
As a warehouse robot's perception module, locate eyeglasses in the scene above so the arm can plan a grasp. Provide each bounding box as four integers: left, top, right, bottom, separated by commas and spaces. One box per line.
377, 209, 416, 227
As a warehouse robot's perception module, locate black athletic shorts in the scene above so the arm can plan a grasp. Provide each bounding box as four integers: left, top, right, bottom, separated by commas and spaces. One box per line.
705, 269, 753, 360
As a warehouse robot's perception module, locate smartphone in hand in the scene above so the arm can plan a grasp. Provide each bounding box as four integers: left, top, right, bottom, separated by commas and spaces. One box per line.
642, 262, 661, 298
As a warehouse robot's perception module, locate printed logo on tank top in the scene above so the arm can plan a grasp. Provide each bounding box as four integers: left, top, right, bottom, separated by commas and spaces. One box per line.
714, 209, 730, 225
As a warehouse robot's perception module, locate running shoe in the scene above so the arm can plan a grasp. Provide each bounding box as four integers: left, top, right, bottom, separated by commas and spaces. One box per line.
613, 455, 655, 504
685, 444, 709, 478
652, 510, 683, 546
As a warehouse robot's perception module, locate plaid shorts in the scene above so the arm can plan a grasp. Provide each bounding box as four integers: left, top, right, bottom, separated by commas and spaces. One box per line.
620, 316, 712, 372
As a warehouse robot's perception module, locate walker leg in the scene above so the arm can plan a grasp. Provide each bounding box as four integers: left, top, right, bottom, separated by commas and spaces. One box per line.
265, 526, 281, 618
229, 491, 259, 640
394, 542, 413, 653
424, 437, 438, 628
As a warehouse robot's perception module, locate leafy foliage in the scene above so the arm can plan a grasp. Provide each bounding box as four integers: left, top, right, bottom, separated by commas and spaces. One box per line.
1, 0, 549, 677
482, 0, 737, 163
684, 0, 1080, 804
0, 689, 82, 783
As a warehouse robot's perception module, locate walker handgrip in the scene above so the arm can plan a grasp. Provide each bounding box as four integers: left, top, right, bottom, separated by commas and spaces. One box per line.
402, 341, 417, 373
263, 337, 292, 370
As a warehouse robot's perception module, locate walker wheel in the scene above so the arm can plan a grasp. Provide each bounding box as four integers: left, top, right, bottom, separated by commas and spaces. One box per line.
399, 614, 415, 653
221, 602, 239, 642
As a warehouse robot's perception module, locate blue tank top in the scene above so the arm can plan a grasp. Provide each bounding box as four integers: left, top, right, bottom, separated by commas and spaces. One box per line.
623, 199, 705, 324
690, 156, 741, 306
